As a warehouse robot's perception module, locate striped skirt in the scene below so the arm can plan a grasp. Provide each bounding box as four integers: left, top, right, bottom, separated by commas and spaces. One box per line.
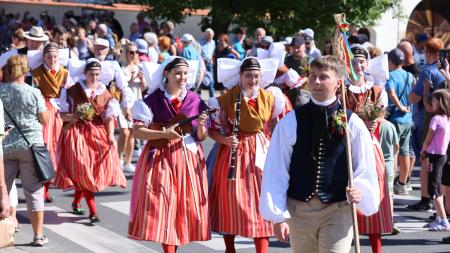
357, 138, 393, 234
54, 121, 127, 192
128, 138, 210, 245
43, 100, 62, 171
209, 132, 274, 238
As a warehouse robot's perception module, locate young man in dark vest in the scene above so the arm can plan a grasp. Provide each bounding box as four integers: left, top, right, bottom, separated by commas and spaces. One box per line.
260, 55, 380, 253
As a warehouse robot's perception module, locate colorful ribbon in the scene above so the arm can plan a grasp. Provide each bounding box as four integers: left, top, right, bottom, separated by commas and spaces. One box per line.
337, 22, 359, 81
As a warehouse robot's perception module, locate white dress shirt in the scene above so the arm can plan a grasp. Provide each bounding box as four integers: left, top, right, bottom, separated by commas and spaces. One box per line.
259, 96, 380, 223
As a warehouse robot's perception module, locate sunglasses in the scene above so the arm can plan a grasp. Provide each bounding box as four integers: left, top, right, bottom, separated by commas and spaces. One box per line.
127, 50, 138, 55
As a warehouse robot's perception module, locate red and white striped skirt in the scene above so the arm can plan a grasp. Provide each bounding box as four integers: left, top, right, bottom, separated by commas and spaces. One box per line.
209, 132, 274, 238
43, 100, 62, 171
128, 138, 210, 245
54, 121, 127, 192
357, 139, 393, 234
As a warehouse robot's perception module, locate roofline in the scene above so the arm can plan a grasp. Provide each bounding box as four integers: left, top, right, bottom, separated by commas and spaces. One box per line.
0, 0, 209, 15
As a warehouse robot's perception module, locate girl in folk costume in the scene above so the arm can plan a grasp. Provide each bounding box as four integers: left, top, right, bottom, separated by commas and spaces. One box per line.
345, 45, 393, 253
30, 42, 71, 203
54, 58, 127, 224
128, 57, 210, 253
208, 57, 286, 253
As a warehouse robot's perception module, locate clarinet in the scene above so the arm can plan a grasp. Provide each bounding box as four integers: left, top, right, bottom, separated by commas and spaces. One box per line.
227, 92, 242, 180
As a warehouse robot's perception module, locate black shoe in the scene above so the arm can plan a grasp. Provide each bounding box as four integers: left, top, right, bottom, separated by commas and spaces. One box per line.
44, 195, 54, 203
89, 214, 100, 225
407, 200, 433, 212
428, 213, 437, 221
443, 236, 450, 244
72, 203, 85, 215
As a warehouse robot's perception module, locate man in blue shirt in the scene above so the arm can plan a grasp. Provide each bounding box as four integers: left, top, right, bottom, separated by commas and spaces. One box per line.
386, 48, 414, 195
408, 37, 446, 211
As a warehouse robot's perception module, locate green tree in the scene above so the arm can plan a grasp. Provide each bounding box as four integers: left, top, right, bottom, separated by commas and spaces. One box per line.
137, 0, 401, 41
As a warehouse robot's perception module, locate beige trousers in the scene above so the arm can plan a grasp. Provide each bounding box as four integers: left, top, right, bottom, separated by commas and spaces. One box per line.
286, 197, 353, 253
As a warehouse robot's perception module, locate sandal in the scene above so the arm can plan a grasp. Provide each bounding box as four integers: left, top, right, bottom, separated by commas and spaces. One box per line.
72, 203, 85, 215
32, 235, 49, 247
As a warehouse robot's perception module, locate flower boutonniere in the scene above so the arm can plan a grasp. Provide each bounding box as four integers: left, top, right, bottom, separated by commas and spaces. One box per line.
331, 109, 347, 136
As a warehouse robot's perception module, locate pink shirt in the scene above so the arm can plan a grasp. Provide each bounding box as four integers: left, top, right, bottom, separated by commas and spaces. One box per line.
426, 114, 450, 155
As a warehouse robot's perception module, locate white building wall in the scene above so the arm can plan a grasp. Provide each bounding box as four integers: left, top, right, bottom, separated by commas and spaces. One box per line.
370, 0, 421, 51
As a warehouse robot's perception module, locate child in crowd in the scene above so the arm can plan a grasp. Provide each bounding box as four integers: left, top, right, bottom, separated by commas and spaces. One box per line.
421, 89, 450, 231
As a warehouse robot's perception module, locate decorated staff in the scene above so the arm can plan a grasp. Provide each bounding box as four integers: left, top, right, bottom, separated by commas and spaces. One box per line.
260, 21, 380, 253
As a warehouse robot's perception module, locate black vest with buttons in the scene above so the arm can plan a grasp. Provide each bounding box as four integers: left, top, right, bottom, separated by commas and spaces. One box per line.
287, 100, 352, 203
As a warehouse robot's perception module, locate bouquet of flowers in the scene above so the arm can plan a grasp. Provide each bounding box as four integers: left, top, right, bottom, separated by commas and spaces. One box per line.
357, 98, 386, 122
75, 103, 95, 121
331, 109, 347, 136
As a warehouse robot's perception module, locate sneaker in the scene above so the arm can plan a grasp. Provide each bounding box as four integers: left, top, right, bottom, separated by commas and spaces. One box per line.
32, 235, 49, 247
123, 163, 135, 173
429, 218, 450, 231
443, 236, 450, 244
394, 182, 409, 195
407, 200, 433, 212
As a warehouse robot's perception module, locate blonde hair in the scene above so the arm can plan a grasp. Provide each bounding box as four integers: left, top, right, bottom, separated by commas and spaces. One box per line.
5, 55, 29, 82
158, 36, 171, 52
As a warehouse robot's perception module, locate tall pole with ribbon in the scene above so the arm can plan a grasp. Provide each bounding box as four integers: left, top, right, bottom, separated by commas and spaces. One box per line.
332, 13, 361, 253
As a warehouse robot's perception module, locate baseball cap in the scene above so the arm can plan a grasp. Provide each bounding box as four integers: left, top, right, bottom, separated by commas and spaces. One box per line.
388, 48, 405, 65
283, 36, 292, 45
93, 38, 109, 48
299, 28, 314, 39
260, 36, 273, 46
290, 37, 305, 47
181, 33, 194, 43
135, 38, 148, 53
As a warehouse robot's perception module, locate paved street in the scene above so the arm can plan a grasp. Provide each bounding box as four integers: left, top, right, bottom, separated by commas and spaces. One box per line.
3, 135, 450, 253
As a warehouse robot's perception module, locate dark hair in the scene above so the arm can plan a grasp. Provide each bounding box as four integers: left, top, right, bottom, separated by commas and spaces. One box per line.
164, 57, 188, 72
84, 60, 101, 72
431, 89, 450, 116
235, 27, 246, 35
243, 38, 253, 51
53, 25, 67, 35
347, 35, 359, 45
240, 58, 260, 72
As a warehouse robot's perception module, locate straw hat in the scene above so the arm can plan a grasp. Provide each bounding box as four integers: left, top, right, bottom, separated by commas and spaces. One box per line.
23, 26, 49, 42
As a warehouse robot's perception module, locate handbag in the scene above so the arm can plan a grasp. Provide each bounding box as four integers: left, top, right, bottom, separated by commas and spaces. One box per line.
3, 109, 55, 183
0, 216, 14, 248
387, 72, 410, 120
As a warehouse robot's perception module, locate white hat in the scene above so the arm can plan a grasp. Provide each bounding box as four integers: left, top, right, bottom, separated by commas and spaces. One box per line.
93, 38, 110, 48
282, 36, 293, 45
181, 33, 194, 43
299, 28, 314, 39
23, 26, 49, 42
97, 24, 108, 33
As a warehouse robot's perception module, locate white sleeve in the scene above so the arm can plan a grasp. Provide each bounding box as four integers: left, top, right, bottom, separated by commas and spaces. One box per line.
120, 86, 135, 109
102, 98, 121, 119
114, 61, 129, 89
260, 111, 296, 223
265, 86, 286, 119
132, 100, 154, 126
207, 97, 222, 130
348, 113, 380, 216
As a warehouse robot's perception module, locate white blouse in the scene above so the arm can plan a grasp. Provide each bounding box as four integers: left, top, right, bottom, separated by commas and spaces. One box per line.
259, 97, 380, 223
59, 81, 121, 120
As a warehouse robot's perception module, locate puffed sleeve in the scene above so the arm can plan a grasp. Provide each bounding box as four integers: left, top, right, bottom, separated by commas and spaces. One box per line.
207, 97, 222, 130
102, 98, 121, 120
260, 111, 297, 223
265, 86, 286, 119
348, 113, 380, 216
131, 100, 154, 127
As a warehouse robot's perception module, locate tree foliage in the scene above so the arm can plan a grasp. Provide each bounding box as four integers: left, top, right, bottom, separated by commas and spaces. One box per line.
137, 0, 402, 41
